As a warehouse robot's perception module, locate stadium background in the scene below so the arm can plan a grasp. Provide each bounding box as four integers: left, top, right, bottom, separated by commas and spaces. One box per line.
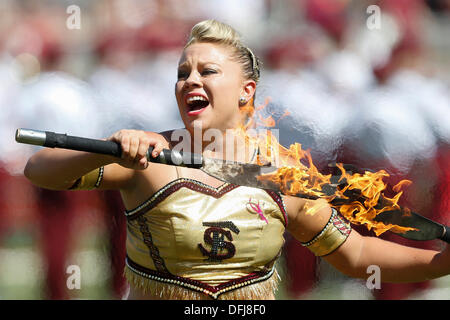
0, 0, 449, 299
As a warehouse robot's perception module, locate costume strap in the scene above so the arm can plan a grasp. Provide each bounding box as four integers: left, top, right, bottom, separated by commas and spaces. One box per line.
301, 208, 352, 257
69, 166, 104, 190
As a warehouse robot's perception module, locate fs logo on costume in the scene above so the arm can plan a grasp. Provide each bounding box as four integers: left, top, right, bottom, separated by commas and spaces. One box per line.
198, 221, 240, 262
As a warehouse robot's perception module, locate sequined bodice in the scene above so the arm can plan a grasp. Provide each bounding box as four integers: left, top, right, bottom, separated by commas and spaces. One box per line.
124, 178, 287, 299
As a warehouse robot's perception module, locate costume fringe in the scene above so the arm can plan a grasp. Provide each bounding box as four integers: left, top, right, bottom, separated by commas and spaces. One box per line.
124, 266, 280, 300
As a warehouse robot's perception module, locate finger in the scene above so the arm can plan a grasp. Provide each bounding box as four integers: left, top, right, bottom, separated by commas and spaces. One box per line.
137, 138, 150, 159
137, 138, 149, 167
121, 134, 130, 159
129, 136, 140, 161
107, 131, 120, 143
139, 157, 148, 169
151, 141, 164, 158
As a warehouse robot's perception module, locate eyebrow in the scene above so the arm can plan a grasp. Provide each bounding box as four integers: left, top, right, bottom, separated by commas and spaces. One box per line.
177, 61, 221, 69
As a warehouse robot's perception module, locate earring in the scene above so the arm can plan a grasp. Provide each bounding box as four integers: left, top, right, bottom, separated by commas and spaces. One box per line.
239, 97, 247, 105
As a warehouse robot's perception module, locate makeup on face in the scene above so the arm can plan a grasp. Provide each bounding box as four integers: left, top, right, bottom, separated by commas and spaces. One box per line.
175, 43, 248, 132
184, 92, 210, 116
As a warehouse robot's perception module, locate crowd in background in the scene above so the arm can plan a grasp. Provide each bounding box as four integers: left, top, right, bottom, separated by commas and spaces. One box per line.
0, 0, 449, 299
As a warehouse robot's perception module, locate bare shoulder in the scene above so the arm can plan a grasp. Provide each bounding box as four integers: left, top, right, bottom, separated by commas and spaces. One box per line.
283, 195, 333, 243
119, 162, 177, 209
100, 162, 136, 190
282, 195, 306, 220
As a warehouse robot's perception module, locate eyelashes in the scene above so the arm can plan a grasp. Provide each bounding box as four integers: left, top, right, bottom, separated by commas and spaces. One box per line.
202, 69, 217, 75
177, 69, 217, 80
177, 72, 187, 79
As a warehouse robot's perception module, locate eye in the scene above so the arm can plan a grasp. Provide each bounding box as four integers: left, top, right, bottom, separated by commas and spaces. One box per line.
201, 69, 217, 76
177, 71, 188, 80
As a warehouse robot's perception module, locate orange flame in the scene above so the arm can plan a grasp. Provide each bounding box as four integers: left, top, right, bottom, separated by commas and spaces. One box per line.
333, 164, 416, 235
235, 100, 418, 236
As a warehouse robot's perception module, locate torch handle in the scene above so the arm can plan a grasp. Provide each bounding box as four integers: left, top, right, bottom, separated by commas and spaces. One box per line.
439, 225, 450, 244
15, 128, 203, 168
146, 146, 203, 168
16, 128, 122, 157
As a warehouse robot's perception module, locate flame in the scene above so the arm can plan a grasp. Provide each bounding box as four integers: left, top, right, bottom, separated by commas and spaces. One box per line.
333, 164, 416, 236
234, 100, 418, 236
393, 180, 413, 193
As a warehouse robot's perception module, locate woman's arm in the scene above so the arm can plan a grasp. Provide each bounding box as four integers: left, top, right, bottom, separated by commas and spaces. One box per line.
324, 231, 448, 282
284, 196, 450, 283
24, 148, 122, 190
24, 130, 169, 191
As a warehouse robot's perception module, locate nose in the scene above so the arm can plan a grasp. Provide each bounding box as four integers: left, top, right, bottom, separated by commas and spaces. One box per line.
184, 71, 202, 88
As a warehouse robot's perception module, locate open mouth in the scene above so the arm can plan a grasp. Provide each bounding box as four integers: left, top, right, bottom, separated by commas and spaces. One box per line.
185, 94, 209, 116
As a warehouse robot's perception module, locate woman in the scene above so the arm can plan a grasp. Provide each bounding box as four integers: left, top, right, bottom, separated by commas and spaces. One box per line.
24, 20, 450, 300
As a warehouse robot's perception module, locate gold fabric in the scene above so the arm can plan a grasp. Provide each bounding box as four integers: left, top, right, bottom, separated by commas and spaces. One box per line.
124, 178, 287, 299
69, 167, 103, 190
301, 208, 352, 257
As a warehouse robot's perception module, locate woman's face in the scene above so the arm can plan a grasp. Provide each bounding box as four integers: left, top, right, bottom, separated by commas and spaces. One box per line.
175, 42, 254, 134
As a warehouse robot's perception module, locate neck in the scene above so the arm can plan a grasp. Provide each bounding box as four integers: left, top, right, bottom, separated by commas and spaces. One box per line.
186, 127, 257, 163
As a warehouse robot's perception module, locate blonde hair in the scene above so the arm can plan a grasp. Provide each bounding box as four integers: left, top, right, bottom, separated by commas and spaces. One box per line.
185, 19, 261, 84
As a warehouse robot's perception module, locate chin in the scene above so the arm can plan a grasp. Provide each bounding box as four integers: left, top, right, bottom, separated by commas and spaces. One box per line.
183, 117, 213, 133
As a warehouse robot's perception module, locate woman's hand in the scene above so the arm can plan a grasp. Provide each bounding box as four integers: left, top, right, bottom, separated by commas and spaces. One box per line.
108, 129, 169, 170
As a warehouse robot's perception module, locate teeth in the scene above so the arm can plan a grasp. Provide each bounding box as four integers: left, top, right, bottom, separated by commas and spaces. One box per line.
187, 95, 207, 103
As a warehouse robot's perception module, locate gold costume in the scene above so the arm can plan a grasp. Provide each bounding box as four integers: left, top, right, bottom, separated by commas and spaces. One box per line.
68, 167, 352, 299
300, 208, 352, 257
124, 178, 288, 300
69, 167, 104, 190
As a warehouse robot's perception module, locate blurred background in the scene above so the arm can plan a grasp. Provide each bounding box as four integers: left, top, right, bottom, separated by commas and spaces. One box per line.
0, 0, 449, 299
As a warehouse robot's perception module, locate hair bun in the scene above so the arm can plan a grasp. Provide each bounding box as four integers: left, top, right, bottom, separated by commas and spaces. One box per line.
186, 19, 241, 47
